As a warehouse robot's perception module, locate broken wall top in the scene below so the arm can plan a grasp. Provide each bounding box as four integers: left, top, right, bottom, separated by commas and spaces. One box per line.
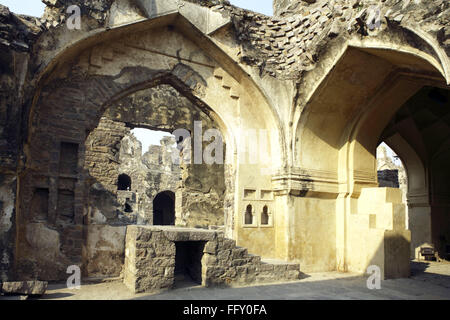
4, 0, 448, 82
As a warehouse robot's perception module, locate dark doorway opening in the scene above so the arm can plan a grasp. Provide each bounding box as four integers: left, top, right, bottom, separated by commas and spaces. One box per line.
174, 241, 205, 287
153, 191, 175, 225
118, 174, 131, 191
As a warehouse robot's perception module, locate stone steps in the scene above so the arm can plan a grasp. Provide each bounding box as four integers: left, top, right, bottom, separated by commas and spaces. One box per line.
203, 236, 301, 287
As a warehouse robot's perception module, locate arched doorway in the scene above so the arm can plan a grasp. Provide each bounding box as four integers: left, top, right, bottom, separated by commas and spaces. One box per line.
293, 43, 449, 276
13, 4, 284, 281
379, 86, 450, 260
153, 191, 176, 226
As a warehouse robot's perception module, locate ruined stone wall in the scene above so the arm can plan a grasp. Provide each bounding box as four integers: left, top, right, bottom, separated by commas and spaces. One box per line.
378, 170, 399, 188
377, 145, 408, 202
224, 0, 449, 79
85, 118, 132, 225
79, 84, 227, 278
0, 5, 42, 281
0, 175, 16, 281
14, 22, 231, 278
102, 84, 227, 228
141, 137, 181, 223
117, 133, 181, 225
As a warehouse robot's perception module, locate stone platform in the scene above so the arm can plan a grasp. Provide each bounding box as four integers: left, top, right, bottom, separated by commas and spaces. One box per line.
123, 226, 301, 293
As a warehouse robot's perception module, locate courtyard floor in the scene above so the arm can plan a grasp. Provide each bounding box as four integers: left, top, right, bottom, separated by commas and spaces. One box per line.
4, 260, 450, 300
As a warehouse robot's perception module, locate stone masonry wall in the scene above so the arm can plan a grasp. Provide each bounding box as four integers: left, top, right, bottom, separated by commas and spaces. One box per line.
118, 133, 181, 224
0, 5, 42, 281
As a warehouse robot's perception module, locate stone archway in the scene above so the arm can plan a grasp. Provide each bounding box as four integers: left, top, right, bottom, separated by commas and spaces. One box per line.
292, 42, 448, 276
382, 134, 430, 259
16, 12, 284, 280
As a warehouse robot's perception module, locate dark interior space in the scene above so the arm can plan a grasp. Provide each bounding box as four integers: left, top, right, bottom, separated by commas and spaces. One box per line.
153, 191, 175, 225
117, 174, 131, 191
174, 241, 205, 286
59, 142, 79, 175
379, 86, 450, 260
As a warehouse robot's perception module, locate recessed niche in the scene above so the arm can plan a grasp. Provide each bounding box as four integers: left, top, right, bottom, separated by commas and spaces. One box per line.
261, 205, 269, 225
58, 178, 76, 191
30, 188, 49, 221
59, 142, 79, 175
57, 189, 75, 223
260, 190, 273, 200
243, 189, 256, 199
244, 204, 253, 225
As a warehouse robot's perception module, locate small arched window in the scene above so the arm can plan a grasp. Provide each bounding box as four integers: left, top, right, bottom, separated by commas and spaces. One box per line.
245, 204, 253, 225
118, 174, 131, 191
261, 205, 269, 225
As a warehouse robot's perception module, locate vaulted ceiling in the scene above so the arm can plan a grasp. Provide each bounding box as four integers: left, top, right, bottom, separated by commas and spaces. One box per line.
380, 86, 450, 166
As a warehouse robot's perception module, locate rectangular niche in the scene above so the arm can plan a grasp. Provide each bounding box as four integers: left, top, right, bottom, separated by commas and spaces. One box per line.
30, 188, 49, 221
57, 189, 75, 223
260, 190, 273, 200
59, 142, 79, 176
58, 178, 76, 191
243, 189, 256, 200
174, 241, 206, 286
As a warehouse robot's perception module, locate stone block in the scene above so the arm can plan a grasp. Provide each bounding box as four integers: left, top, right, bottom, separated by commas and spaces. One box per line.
257, 264, 274, 272
231, 259, 247, 267
1, 281, 48, 296
220, 239, 236, 250
231, 248, 248, 259
202, 253, 218, 266
273, 264, 288, 273
286, 264, 300, 271
204, 241, 218, 254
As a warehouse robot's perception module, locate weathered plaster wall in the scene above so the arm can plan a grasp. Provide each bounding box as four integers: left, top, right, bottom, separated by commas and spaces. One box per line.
0, 5, 41, 281
0, 175, 16, 281
291, 196, 336, 272
83, 225, 127, 277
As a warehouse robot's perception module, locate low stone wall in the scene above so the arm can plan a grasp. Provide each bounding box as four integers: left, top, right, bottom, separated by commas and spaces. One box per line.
124, 226, 301, 293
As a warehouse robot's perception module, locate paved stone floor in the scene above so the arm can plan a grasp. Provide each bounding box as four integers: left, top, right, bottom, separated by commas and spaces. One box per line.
3, 261, 450, 300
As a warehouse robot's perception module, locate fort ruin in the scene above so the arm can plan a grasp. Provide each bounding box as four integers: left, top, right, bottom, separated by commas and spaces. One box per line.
0, 0, 449, 294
